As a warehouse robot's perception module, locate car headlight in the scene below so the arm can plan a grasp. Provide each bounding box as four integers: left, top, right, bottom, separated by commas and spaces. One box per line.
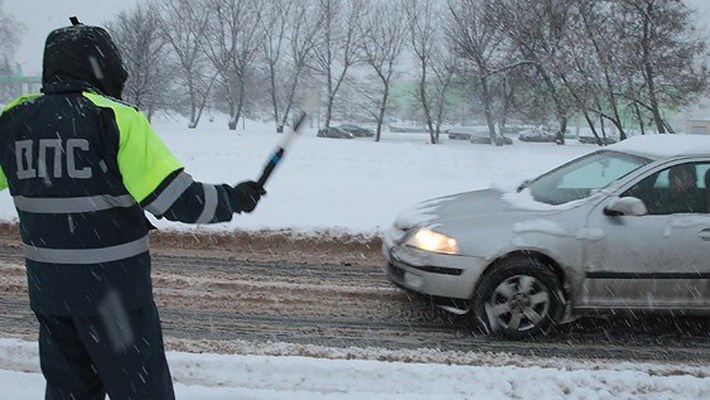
405, 228, 459, 255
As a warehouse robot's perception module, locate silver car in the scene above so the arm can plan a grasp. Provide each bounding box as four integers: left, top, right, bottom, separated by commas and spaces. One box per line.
383, 135, 710, 338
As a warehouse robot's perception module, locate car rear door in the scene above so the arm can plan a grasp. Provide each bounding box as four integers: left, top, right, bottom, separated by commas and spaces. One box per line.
582, 159, 710, 312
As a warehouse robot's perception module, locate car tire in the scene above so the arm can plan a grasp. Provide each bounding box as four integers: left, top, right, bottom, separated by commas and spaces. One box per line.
472, 257, 565, 339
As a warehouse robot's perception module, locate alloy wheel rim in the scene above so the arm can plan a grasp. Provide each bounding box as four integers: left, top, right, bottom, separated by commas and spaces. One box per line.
487, 274, 551, 332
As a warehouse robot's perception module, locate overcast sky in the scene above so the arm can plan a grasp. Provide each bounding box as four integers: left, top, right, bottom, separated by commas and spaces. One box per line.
5, 0, 710, 76
6, 0, 140, 75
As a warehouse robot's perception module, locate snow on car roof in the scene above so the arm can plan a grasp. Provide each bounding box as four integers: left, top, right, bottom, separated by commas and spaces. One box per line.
609, 134, 710, 159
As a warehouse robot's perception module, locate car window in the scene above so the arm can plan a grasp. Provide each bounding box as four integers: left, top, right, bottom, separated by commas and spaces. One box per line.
527, 150, 650, 205
622, 162, 710, 214
558, 157, 640, 188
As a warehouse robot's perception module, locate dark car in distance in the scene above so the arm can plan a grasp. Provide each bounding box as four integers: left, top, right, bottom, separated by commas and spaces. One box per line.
578, 135, 618, 145
518, 128, 558, 143
339, 124, 374, 138
447, 127, 513, 145
317, 127, 355, 139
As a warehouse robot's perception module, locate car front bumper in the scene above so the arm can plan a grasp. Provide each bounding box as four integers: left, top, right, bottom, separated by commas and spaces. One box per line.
382, 227, 488, 300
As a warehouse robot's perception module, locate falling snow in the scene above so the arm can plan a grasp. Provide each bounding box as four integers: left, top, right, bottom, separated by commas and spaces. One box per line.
0, 114, 707, 397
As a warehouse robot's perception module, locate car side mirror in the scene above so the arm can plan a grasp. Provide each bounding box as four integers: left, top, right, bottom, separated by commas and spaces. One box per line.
516, 179, 531, 192
604, 196, 648, 217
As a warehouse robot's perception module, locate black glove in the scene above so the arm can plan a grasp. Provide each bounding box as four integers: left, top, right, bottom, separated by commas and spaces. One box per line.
232, 181, 266, 213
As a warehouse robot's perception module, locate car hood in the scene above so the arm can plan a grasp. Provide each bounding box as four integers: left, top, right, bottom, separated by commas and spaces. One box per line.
393, 187, 564, 231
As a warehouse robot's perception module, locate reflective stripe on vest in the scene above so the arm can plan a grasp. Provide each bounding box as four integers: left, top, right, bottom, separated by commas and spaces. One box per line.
195, 184, 218, 224
144, 171, 193, 216
13, 194, 136, 214
24, 235, 149, 264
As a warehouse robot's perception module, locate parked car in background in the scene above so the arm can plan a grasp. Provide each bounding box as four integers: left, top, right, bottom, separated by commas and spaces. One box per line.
383, 135, 710, 338
447, 127, 513, 145
500, 126, 525, 135
339, 124, 374, 138
317, 127, 354, 139
578, 135, 618, 145
518, 127, 558, 143
447, 129, 473, 140
389, 125, 429, 133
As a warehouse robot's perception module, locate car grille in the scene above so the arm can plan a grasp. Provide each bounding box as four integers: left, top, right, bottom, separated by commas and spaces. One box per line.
388, 262, 463, 277
410, 265, 463, 276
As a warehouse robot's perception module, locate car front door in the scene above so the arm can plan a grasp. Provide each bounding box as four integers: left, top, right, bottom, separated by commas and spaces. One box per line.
582, 160, 710, 312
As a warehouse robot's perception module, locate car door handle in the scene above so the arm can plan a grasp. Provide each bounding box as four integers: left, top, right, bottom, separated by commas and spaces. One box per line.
698, 229, 710, 241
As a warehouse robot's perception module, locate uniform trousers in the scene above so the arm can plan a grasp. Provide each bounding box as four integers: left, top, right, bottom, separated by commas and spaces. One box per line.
34, 301, 175, 400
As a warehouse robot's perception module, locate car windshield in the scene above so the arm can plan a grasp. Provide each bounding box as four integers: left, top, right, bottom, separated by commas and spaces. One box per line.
525, 150, 652, 205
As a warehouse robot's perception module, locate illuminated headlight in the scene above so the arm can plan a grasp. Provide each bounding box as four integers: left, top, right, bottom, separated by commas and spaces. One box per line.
405, 228, 459, 255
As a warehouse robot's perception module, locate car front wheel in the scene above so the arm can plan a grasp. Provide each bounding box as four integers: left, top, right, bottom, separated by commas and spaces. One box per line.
473, 258, 565, 339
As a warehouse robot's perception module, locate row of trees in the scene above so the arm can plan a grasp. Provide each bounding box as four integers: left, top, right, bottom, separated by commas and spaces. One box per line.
455, 0, 709, 144
109, 0, 403, 137
2, 0, 708, 145
0, 0, 19, 67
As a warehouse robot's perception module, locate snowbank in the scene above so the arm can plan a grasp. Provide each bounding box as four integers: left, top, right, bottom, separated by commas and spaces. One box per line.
0, 338, 707, 399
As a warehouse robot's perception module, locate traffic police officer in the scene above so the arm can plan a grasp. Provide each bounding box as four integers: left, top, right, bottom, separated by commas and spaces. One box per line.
0, 21, 265, 399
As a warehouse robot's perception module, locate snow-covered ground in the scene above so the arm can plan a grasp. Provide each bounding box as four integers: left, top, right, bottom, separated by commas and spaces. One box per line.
0, 115, 593, 234
0, 116, 708, 398
0, 338, 708, 399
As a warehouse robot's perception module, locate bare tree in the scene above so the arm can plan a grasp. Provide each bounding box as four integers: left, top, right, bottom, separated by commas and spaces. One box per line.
616, 0, 708, 134
552, 27, 606, 143
203, 0, 264, 130
156, 0, 216, 129
280, 1, 321, 130
358, 0, 407, 141
0, 0, 20, 63
492, 0, 574, 144
312, 0, 366, 128
108, 4, 172, 120
406, 0, 458, 144
0, 0, 23, 101
545, 0, 709, 142
261, 0, 291, 131
89, 0, 708, 138
577, 1, 629, 140
445, 0, 528, 145
261, 0, 319, 132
